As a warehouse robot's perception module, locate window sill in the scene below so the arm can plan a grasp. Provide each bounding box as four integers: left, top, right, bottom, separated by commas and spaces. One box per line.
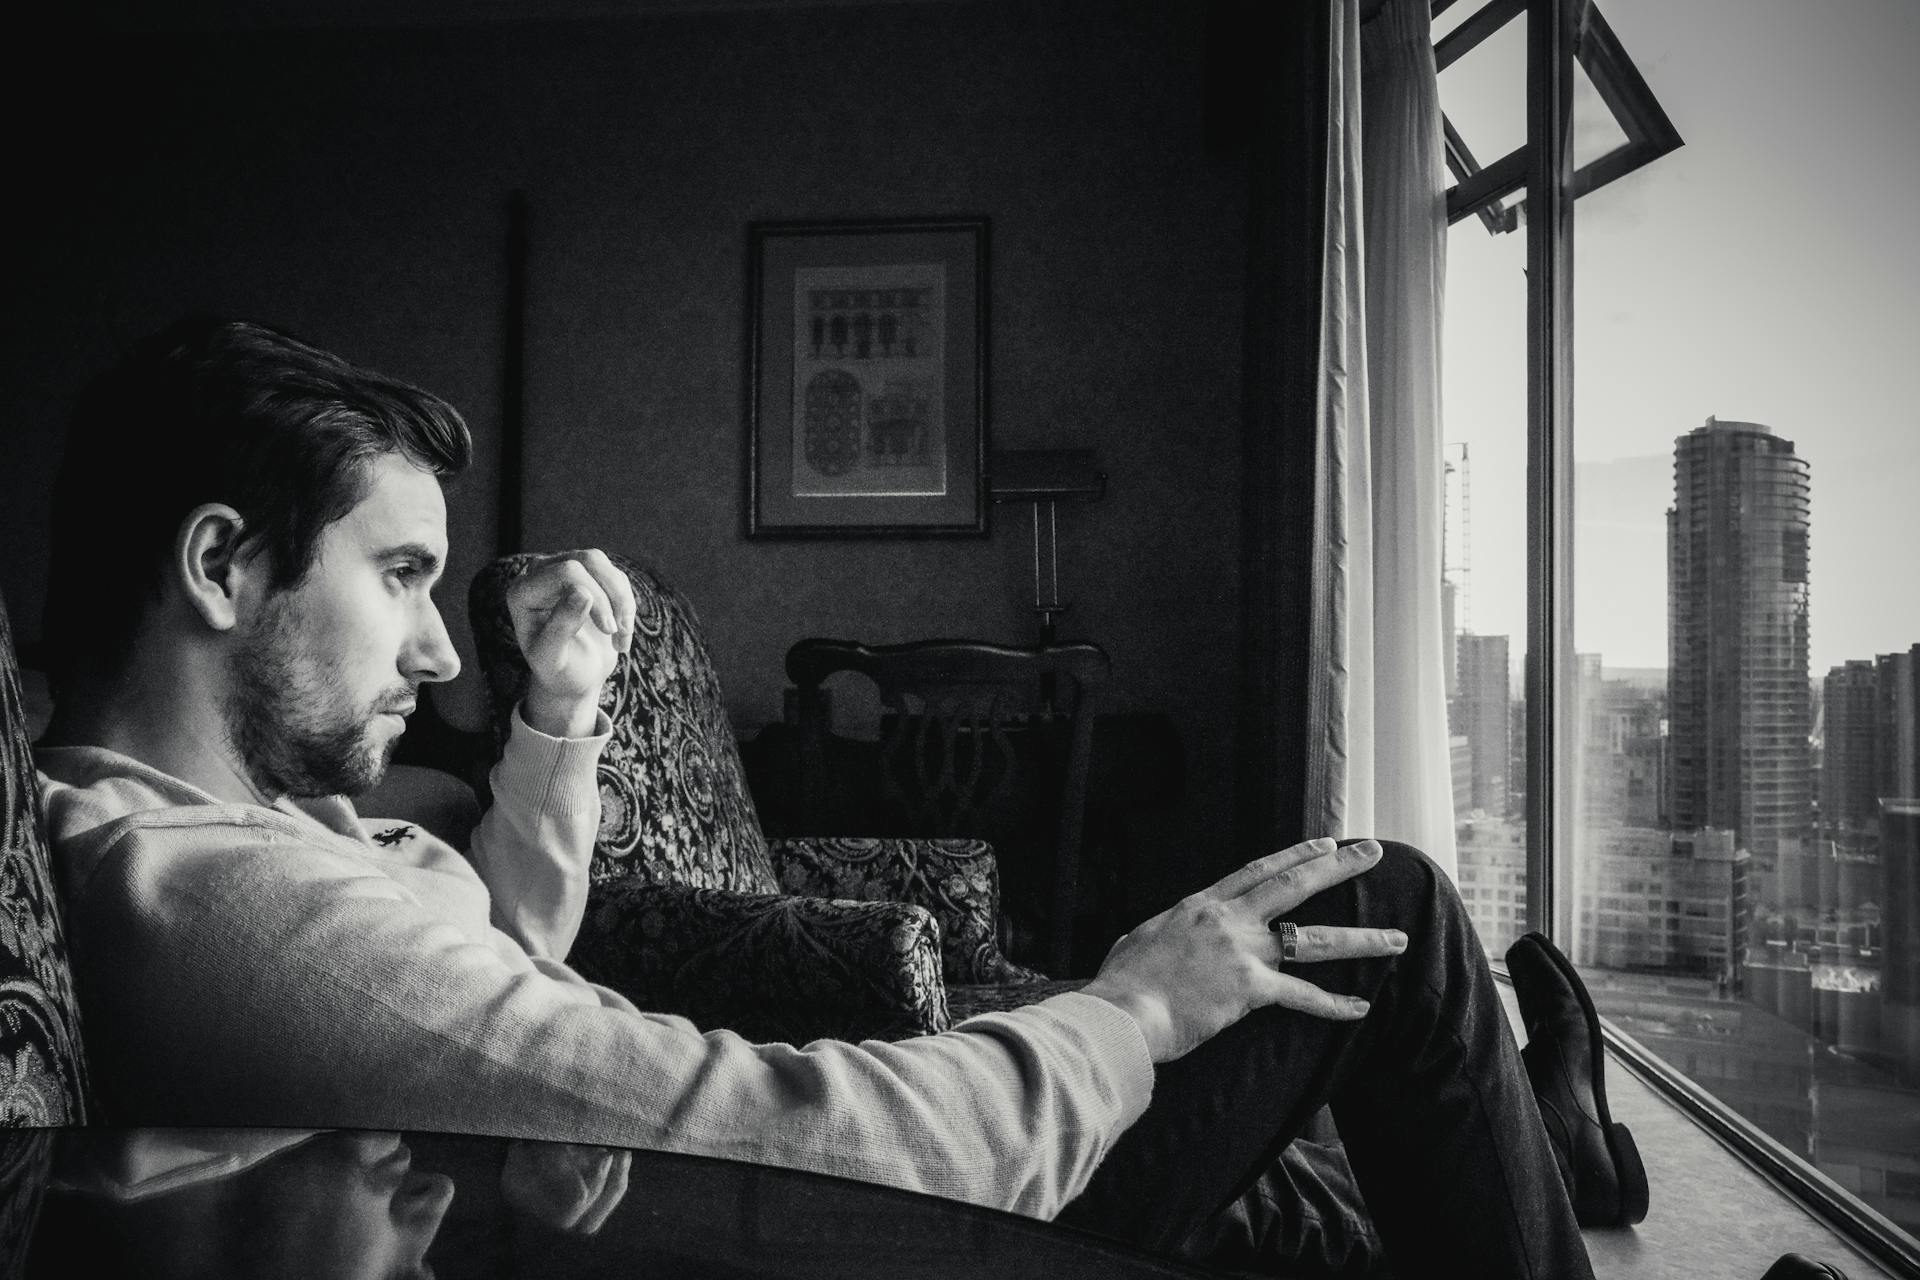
1492, 975, 1908, 1279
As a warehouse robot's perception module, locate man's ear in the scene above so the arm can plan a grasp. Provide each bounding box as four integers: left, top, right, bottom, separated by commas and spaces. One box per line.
174, 503, 256, 633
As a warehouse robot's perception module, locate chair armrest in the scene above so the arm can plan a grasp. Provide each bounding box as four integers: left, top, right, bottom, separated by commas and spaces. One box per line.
571, 879, 950, 1044
767, 836, 1049, 988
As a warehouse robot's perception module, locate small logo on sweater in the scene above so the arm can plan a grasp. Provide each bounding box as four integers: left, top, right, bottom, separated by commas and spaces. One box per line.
371, 824, 417, 848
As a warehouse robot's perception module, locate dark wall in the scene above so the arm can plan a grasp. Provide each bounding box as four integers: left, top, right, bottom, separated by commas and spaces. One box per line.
3, 0, 1254, 914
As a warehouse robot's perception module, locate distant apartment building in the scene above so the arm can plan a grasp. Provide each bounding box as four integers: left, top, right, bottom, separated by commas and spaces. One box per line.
1577, 826, 1748, 981
1455, 815, 1527, 956
1812, 646, 1920, 920
1824, 659, 1883, 840
1579, 666, 1667, 829
1746, 936, 1884, 1061
1666, 418, 1813, 900
1450, 733, 1473, 819
1453, 633, 1510, 819
1876, 646, 1920, 802
1508, 696, 1527, 820
1873, 660, 1920, 1080
1885, 798, 1920, 1087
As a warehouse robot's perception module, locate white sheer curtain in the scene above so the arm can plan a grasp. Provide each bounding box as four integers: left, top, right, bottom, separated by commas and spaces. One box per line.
1314, 0, 1456, 876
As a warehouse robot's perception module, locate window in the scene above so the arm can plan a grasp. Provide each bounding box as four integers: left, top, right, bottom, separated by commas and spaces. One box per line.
1438, 0, 1920, 1269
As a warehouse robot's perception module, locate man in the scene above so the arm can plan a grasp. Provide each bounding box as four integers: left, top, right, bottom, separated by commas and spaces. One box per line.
36, 318, 1635, 1276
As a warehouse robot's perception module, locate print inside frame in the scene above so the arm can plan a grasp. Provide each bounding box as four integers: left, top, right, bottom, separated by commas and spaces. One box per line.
747, 218, 988, 537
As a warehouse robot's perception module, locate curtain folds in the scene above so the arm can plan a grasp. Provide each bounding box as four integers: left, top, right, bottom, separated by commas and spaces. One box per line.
1313, 0, 1456, 876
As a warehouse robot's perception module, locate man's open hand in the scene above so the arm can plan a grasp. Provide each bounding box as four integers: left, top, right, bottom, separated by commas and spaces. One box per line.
507, 550, 636, 738
1081, 838, 1406, 1063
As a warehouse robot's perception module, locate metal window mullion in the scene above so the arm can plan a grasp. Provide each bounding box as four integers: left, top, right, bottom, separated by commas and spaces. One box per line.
1525, 0, 1577, 945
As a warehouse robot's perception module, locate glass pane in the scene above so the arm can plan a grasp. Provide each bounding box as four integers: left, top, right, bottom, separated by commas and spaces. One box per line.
1442, 156, 1530, 959
1430, 0, 1484, 43
1568, 0, 1920, 1247
1571, 55, 1630, 172
1436, 7, 1527, 175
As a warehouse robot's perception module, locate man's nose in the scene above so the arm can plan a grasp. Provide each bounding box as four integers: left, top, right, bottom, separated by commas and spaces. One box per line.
408, 601, 462, 684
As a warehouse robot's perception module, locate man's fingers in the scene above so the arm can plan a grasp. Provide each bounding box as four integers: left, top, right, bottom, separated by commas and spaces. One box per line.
572, 549, 637, 652
578, 1151, 631, 1235
1258, 970, 1372, 1021
1270, 923, 1406, 965
1240, 838, 1382, 920
1209, 836, 1339, 900
545, 581, 598, 639
516, 558, 617, 636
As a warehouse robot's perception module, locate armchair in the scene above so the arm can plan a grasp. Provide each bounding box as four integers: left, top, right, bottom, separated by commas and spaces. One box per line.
0, 592, 92, 1126
469, 553, 1082, 1046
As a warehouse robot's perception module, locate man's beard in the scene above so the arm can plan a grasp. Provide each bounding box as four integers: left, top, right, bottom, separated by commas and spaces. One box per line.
223, 595, 411, 800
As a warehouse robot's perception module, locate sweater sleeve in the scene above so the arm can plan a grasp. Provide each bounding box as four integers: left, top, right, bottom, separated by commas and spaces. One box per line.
70, 823, 1156, 1221
464, 703, 610, 960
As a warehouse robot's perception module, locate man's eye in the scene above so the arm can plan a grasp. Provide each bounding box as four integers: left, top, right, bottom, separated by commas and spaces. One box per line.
389, 564, 423, 585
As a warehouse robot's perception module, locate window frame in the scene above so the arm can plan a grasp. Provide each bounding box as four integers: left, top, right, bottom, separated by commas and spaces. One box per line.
1437, 0, 1681, 234
1494, 1, 1920, 1271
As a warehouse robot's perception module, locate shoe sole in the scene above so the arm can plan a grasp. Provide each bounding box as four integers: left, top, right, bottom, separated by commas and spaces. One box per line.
1608, 1119, 1650, 1225
1523, 934, 1650, 1226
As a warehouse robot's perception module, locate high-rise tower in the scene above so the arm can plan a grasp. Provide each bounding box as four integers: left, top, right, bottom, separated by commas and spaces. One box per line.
1666, 418, 1813, 892
1455, 633, 1510, 818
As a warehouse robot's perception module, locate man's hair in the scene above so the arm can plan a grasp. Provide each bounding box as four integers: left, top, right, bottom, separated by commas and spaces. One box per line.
44, 317, 472, 695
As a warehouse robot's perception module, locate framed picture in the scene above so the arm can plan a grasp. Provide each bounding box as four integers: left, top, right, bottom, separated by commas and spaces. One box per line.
746, 217, 988, 537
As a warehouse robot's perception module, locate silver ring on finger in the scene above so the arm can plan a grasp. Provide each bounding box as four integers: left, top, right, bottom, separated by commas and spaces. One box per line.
1275, 920, 1299, 963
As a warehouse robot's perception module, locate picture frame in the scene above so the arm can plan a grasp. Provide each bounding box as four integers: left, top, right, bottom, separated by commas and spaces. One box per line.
746, 217, 988, 537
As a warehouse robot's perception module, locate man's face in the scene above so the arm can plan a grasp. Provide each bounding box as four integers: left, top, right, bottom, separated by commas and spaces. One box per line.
223, 452, 459, 800
230, 1131, 456, 1280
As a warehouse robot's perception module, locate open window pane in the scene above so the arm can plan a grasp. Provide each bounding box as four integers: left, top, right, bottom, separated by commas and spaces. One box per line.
1570, 55, 1629, 171
1436, 7, 1528, 166
1565, 0, 1920, 1248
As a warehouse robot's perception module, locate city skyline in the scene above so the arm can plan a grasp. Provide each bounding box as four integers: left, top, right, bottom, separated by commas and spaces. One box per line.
1439, 3, 1919, 1233
1438, 0, 1920, 676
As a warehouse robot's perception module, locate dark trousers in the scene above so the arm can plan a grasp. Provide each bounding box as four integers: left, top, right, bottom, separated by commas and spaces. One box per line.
1056, 840, 1595, 1280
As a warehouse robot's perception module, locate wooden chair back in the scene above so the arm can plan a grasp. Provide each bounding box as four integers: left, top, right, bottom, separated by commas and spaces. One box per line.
785, 638, 1109, 974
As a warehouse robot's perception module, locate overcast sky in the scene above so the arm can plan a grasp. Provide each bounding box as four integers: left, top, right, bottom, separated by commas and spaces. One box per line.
1438, 0, 1920, 677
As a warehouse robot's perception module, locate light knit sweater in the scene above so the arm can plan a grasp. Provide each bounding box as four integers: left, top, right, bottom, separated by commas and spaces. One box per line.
36, 707, 1154, 1219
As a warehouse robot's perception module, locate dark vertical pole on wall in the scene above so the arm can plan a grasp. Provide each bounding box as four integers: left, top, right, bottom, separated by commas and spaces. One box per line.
1524, 0, 1576, 943
1232, 0, 1331, 865
500, 189, 529, 557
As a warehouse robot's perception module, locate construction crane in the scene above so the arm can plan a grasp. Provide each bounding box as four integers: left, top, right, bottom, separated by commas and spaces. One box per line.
1444, 441, 1471, 635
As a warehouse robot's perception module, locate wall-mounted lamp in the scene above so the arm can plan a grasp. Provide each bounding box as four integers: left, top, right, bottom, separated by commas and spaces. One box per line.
987, 448, 1106, 645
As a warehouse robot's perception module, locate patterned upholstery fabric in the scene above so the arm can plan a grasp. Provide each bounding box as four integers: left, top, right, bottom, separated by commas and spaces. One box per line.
769, 836, 1046, 988
469, 552, 1071, 1043
572, 879, 950, 1045
0, 594, 91, 1125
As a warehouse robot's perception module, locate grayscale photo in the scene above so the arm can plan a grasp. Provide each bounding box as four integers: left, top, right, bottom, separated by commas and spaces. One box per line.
0, 2, 1914, 1278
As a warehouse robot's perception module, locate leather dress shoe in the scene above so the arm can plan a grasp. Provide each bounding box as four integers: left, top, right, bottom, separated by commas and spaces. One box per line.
1758, 1254, 1850, 1279
1505, 931, 1650, 1227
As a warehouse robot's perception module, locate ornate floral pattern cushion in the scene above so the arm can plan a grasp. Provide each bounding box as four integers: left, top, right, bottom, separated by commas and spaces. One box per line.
569, 879, 949, 1045
0, 595, 91, 1125
769, 836, 1046, 988
469, 553, 779, 895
